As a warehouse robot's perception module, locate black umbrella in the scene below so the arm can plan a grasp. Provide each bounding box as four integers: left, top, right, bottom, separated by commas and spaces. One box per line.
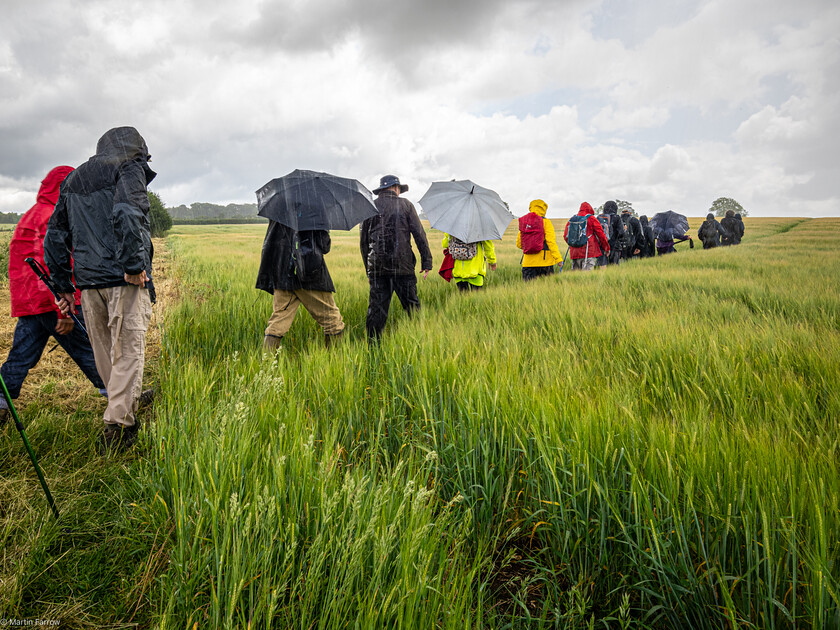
256, 169, 378, 231
648, 210, 689, 240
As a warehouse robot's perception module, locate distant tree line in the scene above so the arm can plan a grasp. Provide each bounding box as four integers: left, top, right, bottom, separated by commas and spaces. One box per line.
174, 217, 268, 225
168, 201, 259, 220
0, 211, 22, 223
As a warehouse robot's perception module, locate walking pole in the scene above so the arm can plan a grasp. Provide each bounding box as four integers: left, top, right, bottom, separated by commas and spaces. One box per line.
1, 374, 60, 519
25, 257, 87, 337
557, 247, 570, 274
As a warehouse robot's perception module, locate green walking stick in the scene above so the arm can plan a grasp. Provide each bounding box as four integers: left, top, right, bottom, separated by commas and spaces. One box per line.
1, 374, 60, 519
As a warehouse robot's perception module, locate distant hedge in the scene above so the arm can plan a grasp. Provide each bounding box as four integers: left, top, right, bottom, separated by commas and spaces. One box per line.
0, 212, 21, 224
173, 217, 268, 225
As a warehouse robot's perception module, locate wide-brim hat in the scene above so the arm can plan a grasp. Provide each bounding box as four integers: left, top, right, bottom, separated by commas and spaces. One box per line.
373, 174, 408, 195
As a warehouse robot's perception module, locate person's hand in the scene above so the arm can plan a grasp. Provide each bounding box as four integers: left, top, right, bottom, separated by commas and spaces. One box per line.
422, 269, 430, 279
634, 248, 640, 255
55, 317, 75, 335
56, 293, 76, 316
124, 270, 148, 286
489, 263, 497, 271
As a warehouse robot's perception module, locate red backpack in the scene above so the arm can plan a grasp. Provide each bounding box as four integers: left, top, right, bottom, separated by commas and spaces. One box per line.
519, 212, 546, 255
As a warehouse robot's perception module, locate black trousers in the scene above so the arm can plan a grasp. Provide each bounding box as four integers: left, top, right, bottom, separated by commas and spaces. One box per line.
366, 274, 420, 340
522, 266, 554, 281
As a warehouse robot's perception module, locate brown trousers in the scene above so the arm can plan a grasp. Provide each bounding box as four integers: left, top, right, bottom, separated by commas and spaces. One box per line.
265, 289, 345, 338
81, 285, 152, 427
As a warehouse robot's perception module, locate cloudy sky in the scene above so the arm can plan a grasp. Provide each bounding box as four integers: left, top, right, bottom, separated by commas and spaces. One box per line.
2, 0, 838, 217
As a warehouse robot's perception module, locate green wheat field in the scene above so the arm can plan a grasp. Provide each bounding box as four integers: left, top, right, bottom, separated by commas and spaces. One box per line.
0, 217, 838, 629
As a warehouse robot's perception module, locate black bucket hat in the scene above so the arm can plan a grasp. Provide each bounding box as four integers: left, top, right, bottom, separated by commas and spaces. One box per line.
373, 174, 408, 195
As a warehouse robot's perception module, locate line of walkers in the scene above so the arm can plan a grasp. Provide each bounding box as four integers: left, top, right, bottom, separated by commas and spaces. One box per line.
698, 210, 745, 249
515, 199, 745, 278
2, 125, 749, 455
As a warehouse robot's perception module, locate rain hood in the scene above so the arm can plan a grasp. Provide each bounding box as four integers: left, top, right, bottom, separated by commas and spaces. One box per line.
529, 199, 548, 217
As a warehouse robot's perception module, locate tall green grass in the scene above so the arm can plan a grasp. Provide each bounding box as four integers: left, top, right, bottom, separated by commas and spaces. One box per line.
2, 218, 837, 627
141, 219, 839, 628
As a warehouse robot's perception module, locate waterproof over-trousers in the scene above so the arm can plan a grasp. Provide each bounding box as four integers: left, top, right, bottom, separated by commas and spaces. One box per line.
366, 274, 420, 340
82, 285, 152, 428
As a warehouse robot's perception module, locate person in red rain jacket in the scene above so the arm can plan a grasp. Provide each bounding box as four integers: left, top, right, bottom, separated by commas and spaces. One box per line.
0, 166, 105, 425
563, 202, 610, 271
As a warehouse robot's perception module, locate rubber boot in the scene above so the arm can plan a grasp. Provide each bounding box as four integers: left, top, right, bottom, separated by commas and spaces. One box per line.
263, 334, 283, 353
324, 330, 344, 349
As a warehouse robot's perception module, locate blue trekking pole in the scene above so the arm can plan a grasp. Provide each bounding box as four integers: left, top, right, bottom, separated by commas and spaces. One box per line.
1, 374, 60, 519
557, 247, 570, 274
25, 257, 87, 337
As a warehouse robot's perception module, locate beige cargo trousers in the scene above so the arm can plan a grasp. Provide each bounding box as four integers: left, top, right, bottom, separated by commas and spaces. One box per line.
81, 285, 152, 428
266, 289, 345, 338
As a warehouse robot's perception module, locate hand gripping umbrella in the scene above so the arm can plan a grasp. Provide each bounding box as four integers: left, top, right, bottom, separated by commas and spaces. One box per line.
256, 169, 378, 231
1, 375, 60, 519
418, 180, 514, 243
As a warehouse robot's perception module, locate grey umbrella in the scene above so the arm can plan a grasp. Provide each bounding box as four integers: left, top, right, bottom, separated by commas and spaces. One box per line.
418, 180, 514, 242
256, 169, 378, 231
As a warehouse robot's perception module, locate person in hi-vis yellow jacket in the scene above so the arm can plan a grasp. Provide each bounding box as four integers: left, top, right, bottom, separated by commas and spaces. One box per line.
441, 235, 497, 291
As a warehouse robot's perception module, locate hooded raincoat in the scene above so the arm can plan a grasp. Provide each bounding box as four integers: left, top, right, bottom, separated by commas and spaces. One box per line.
564, 202, 610, 260
516, 199, 563, 267
441, 235, 496, 287
720, 212, 738, 246
44, 127, 156, 294
638, 215, 656, 258
697, 213, 726, 249
8, 166, 81, 318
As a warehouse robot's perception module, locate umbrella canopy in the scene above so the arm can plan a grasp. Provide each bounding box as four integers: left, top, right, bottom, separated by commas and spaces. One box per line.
648, 210, 690, 240
256, 169, 378, 231
418, 180, 514, 243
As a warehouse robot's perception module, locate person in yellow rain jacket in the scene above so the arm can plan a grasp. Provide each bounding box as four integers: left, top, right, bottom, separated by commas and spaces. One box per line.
516, 199, 564, 281
441, 235, 497, 291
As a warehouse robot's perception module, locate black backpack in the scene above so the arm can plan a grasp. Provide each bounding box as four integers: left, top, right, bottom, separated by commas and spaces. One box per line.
615, 215, 633, 249
292, 231, 324, 281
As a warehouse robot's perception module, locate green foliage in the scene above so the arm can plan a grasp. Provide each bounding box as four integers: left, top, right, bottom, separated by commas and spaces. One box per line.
168, 201, 258, 220
173, 217, 267, 225
148, 191, 173, 237
0, 228, 12, 278
711, 196, 748, 217
594, 200, 635, 216
616, 198, 636, 215
0, 211, 21, 224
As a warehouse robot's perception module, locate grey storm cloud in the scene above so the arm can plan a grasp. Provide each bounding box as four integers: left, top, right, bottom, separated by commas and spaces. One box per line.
229, 0, 522, 53
1, 0, 838, 216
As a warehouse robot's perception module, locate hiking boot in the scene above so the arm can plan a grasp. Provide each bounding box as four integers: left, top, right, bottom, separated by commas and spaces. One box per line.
262, 334, 283, 353
324, 330, 344, 349
138, 388, 156, 410
101, 422, 139, 452
0, 408, 9, 426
